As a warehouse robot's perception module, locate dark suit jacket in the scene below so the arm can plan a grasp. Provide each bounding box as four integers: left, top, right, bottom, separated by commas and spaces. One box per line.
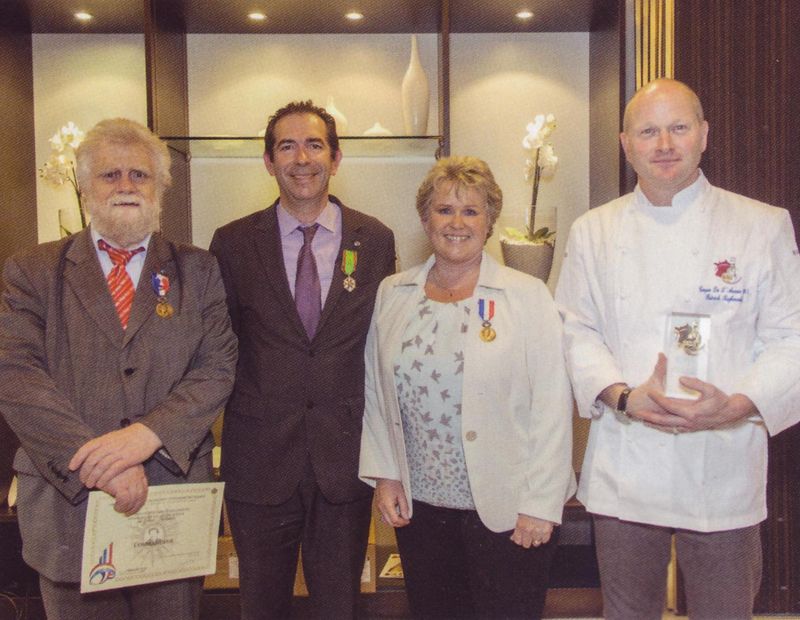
210, 196, 395, 505
0, 229, 237, 581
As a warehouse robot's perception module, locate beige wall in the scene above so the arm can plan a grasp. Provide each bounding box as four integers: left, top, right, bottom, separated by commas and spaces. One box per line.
31, 32, 591, 281
33, 34, 147, 242
450, 32, 590, 287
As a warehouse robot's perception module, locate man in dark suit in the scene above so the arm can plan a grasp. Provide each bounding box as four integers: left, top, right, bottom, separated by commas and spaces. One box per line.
0, 118, 237, 619
210, 101, 395, 619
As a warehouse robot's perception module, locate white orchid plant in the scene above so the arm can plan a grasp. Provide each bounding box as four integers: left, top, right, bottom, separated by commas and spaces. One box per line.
39, 122, 86, 234
504, 114, 558, 244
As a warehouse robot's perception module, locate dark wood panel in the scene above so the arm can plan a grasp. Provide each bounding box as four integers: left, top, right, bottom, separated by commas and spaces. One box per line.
23, 0, 613, 34
145, 0, 192, 244
437, 0, 451, 157
451, 0, 598, 32
675, 0, 800, 613
589, 0, 627, 208
674, 0, 800, 232
0, 13, 37, 500
26, 0, 143, 33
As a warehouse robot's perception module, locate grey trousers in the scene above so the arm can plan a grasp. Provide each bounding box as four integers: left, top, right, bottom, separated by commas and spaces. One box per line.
38, 574, 203, 620
594, 515, 762, 620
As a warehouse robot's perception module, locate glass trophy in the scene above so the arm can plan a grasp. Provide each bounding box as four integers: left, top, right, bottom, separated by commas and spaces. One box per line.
664, 313, 710, 399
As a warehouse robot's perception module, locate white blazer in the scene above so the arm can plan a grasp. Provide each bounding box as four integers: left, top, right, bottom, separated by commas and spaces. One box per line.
359, 252, 576, 532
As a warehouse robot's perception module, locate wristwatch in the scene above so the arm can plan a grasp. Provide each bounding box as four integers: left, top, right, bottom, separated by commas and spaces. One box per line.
616, 387, 633, 415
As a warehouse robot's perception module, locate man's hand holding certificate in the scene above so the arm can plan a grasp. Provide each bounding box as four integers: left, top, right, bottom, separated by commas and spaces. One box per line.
81, 482, 224, 593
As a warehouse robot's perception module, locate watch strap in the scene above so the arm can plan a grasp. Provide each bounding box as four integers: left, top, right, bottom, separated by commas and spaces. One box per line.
616, 387, 633, 414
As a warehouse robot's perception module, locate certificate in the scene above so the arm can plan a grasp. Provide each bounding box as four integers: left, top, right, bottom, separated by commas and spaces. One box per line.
81, 482, 224, 593
664, 312, 710, 399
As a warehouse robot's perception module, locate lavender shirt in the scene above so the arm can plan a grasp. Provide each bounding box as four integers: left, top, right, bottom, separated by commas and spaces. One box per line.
277, 201, 342, 307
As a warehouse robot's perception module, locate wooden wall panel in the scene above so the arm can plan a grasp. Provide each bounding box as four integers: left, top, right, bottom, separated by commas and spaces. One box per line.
146, 0, 192, 244
674, 0, 800, 230
675, 1, 800, 612
589, 0, 627, 208
0, 9, 36, 505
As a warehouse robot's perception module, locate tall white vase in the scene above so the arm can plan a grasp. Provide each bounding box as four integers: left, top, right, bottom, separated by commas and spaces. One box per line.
401, 35, 430, 135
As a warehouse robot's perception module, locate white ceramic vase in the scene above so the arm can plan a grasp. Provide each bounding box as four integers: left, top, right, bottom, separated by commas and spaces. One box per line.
325, 96, 348, 136
401, 35, 430, 135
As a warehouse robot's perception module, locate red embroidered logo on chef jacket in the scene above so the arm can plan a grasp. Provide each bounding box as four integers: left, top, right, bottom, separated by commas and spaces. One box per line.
713, 258, 741, 284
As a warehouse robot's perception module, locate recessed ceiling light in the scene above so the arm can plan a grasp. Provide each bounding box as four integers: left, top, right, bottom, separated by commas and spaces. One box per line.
74, 11, 93, 22
248, 12, 266, 21
516, 10, 534, 20
345, 11, 364, 21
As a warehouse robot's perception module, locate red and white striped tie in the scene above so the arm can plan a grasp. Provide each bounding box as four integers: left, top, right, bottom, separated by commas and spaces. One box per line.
98, 239, 145, 329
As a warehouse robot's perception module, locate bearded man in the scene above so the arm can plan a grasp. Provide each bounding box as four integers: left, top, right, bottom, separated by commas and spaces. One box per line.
0, 118, 237, 620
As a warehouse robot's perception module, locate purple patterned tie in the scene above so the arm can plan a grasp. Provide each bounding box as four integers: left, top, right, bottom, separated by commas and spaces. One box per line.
295, 224, 321, 338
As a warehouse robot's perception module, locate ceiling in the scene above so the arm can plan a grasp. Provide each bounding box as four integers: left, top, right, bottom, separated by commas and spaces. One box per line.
7, 0, 617, 34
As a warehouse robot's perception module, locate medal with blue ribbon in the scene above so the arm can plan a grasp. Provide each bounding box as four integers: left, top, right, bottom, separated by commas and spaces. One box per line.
342, 249, 358, 292
478, 298, 496, 342
151, 271, 174, 318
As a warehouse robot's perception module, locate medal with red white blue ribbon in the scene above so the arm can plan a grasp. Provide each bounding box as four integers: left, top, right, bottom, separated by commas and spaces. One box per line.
478, 298, 496, 342
151, 271, 174, 318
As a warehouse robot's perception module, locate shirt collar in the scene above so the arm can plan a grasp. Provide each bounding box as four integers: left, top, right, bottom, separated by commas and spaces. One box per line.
277, 201, 339, 237
634, 169, 710, 211
90, 225, 151, 251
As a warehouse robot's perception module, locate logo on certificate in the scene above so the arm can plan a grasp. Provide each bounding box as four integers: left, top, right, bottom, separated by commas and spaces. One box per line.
89, 543, 117, 585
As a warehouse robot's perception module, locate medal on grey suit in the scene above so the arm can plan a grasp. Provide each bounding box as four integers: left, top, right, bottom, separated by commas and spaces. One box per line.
342, 249, 357, 292
151, 271, 174, 318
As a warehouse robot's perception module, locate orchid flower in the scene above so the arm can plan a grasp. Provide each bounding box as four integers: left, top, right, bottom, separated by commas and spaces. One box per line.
39, 122, 86, 232
515, 114, 558, 241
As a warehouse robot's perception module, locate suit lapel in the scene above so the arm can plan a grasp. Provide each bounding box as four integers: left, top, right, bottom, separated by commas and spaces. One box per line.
316, 202, 363, 338
254, 204, 310, 339
124, 234, 176, 347
63, 229, 124, 347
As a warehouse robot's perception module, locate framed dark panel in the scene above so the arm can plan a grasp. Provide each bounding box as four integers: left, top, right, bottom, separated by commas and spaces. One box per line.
146, 0, 192, 244
675, 0, 800, 612
589, 0, 628, 207
0, 7, 37, 499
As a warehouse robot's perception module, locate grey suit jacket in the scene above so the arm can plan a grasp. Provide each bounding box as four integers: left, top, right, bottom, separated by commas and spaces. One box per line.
210, 196, 395, 505
0, 228, 237, 581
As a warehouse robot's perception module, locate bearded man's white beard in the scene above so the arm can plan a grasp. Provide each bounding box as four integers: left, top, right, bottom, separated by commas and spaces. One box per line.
84, 193, 162, 248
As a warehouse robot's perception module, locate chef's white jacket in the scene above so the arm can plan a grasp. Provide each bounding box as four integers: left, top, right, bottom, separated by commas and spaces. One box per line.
555, 172, 800, 532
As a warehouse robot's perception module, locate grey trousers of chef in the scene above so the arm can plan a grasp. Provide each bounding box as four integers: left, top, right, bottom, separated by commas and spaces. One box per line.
593, 514, 762, 620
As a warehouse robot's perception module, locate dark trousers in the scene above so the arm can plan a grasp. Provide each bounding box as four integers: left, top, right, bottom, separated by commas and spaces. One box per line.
394, 500, 559, 620
227, 464, 372, 620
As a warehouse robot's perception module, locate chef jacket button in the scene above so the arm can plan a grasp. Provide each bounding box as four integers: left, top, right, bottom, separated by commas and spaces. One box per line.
306, 400, 314, 409
124, 367, 135, 376
465, 431, 477, 442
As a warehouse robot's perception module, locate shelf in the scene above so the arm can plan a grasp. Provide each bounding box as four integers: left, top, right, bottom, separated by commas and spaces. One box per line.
164, 136, 443, 159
